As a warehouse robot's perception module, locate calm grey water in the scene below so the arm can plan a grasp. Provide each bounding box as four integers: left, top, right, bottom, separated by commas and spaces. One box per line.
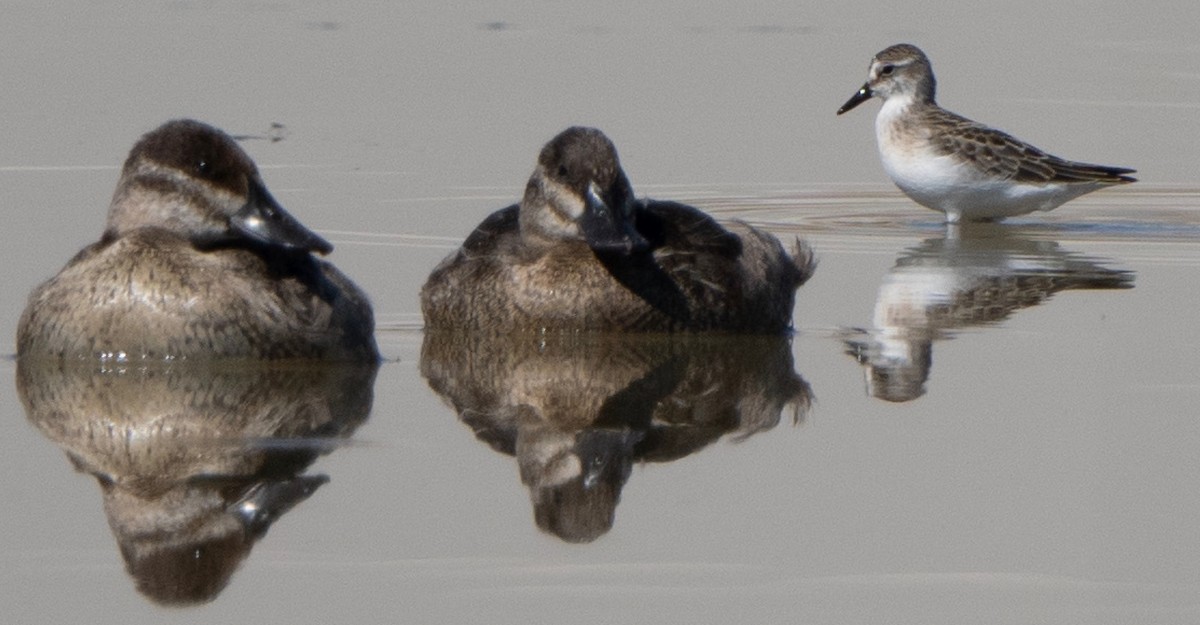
2, 2, 1199, 624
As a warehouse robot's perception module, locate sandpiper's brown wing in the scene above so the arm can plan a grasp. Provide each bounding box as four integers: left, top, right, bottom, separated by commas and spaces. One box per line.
925, 107, 1136, 185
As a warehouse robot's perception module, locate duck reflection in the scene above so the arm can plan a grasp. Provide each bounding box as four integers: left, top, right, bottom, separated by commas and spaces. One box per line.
845, 224, 1134, 402
421, 331, 810, 543
16, 360, 378, 605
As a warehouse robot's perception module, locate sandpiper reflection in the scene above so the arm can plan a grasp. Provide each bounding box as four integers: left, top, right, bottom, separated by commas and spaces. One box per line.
421, 331, 810, 543
16, 360, 378, 605
845, 224, 1133, 402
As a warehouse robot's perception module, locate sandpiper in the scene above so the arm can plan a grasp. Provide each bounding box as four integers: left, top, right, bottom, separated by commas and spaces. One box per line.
837, 43, 1136, 223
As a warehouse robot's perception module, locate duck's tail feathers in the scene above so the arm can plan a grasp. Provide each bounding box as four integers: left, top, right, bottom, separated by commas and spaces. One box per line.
790, 238, 818, 288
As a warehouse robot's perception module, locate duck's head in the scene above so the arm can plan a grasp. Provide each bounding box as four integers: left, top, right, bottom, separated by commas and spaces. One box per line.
106, 119, 332, 254
520, 126, 648, 255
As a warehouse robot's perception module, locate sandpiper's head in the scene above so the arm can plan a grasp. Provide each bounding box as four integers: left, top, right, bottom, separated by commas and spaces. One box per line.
520, 126, 647, 254
105, 119, 332, 254
837, 43, 936, 115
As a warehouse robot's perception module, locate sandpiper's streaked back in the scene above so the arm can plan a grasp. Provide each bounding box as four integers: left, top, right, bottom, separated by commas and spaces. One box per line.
837, 43, 1136, 223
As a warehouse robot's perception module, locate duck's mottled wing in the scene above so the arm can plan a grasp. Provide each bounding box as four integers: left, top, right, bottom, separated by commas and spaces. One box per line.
927, 108, 1136, 184
461, 204, 520, 257
637, 201, 741, 257
628, 200, 751, 328
421, 203, 544, 332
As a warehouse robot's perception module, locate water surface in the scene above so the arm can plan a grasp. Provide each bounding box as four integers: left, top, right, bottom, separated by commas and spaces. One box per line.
2, 2, 1199, 624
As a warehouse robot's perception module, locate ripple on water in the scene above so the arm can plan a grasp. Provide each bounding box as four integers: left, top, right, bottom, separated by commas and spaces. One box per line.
682, 186, 1200, 248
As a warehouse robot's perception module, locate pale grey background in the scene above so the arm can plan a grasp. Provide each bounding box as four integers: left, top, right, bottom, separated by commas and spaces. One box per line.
2, 1, 1198, 623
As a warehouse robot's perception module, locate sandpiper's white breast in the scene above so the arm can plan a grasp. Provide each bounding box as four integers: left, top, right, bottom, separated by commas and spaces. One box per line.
874, 98, 969, 207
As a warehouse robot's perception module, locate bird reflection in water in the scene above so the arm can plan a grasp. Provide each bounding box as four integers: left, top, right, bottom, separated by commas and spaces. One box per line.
421, 331, 811, 543
844, 224, 1134, 402
16, 360, 378, 605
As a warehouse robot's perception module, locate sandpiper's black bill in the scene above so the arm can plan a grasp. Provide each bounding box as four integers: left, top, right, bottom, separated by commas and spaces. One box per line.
837, 83, 874, 115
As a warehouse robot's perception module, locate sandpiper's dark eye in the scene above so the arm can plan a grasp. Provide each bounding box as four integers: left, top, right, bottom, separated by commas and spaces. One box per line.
557, 164, 568, 177
196, 159, 211, 175
880, 64, 895, 76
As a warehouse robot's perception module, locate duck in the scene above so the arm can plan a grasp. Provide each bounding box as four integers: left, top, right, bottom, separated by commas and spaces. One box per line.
17, 119, 379, 362
421, 126, 816, 333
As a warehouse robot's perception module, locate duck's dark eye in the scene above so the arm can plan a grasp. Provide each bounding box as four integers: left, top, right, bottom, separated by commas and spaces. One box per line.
196, 159, 211, 176
880, 64, 895, 76
557, 164, 568, 177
